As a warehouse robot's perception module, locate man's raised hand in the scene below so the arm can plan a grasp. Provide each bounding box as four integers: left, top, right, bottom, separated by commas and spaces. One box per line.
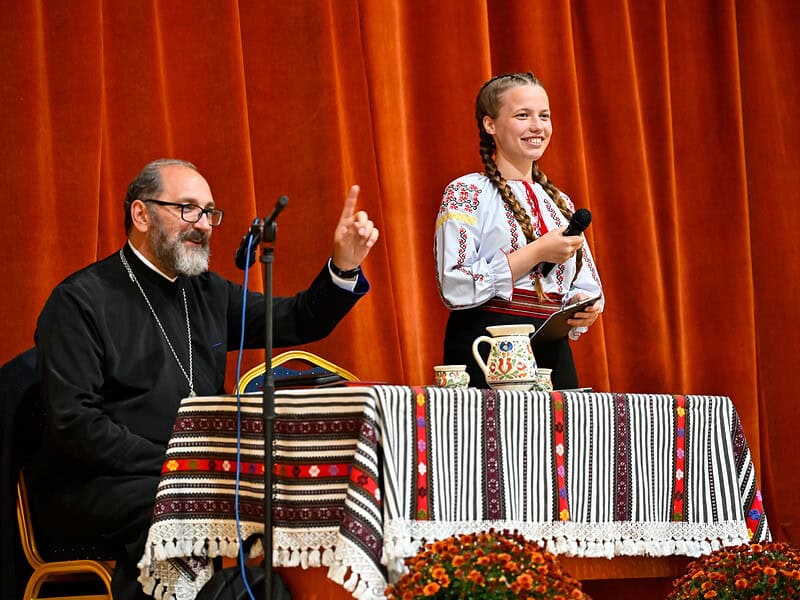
332, 185, 379, 271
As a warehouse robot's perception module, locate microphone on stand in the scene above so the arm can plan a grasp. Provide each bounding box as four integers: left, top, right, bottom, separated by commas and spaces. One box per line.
230, 194, 291, 599
234, 196, 289, 269
264, 195, 289, 226
538, 208, 592, 277
234, 220, 260, 270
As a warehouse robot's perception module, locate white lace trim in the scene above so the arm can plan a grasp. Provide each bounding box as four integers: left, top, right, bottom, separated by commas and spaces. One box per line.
381, 518, 751, 582
138, 522, 387, 599
326, 536, 388, 599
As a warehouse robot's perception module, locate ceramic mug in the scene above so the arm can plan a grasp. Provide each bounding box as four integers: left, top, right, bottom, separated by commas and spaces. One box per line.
433, 364, 470, 389
533, 368, 554, 392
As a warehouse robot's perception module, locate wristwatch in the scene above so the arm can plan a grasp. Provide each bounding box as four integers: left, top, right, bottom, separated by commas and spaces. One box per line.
329, 258, 361, 279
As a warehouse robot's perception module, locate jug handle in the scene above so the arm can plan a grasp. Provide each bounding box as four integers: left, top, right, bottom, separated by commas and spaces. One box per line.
471, 335, 493, 379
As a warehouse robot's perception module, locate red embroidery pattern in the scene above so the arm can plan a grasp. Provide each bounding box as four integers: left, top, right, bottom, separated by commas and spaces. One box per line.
522, 181, 549, 237
173, 414, 262, 435
542, 197, 562, 225
162, 457, 264, 476
150, 391, 387, 583
483, 288, 563, 318
273, 416, 364, 437
583, 251, 602, 288
273, 461, 353, 479
503, 204, 521, 250
439, 181, 481, 216
672, 395, 687, 521
412, 386, 430, 520
551, 391, 570, 521
613, 393, 631, 521
349, 464, 380, 499
745, 490, 765, 540
455, 227, 484, 282
731, 415, 766, 539
483, 389, 502, 519
152, 497, 264, 520
555, 264, 566, 291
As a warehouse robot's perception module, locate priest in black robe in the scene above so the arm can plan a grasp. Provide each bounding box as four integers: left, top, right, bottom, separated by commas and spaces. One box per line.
25, 158, 379, 599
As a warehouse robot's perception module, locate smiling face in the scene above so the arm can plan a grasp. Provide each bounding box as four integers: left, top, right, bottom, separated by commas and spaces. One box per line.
130, 164, 215, 277
482, 83, 552, 180
149, 165, 214, 277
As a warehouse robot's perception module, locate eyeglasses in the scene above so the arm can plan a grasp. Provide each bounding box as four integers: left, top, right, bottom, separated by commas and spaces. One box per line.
141, 199, 224, 226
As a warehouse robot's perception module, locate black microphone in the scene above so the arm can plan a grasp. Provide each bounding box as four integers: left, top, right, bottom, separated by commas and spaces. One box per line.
234, 196, 289, 269
538, 208, 592, 277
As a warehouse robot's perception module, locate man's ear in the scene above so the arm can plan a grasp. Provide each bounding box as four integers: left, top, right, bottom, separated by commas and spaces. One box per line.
130, 200, 150, 233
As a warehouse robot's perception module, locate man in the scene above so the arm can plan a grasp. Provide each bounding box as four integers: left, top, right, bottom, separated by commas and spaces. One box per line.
25, 158, 378, 598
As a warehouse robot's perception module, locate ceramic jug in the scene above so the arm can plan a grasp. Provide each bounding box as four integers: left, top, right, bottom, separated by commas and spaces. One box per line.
471, 324, 537, 391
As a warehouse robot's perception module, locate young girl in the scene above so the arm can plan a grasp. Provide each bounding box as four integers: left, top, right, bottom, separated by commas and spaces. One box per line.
435, 72, 603, 390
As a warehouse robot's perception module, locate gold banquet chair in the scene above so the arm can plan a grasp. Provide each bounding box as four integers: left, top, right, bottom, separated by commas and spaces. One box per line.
16, 472, 114, 600
237, 350, 359, 393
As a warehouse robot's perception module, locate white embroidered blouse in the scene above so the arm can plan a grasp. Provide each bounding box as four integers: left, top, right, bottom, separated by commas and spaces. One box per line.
434, 173, 603, 335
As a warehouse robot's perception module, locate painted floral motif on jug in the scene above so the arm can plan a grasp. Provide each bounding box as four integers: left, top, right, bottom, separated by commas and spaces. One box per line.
471, 324, 537, 391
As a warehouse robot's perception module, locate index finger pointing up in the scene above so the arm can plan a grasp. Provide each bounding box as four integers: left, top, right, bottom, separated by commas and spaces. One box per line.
339, 185, 360, 221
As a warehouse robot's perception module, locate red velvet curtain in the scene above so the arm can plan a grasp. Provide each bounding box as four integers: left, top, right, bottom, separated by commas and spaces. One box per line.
2, 0, 798, 571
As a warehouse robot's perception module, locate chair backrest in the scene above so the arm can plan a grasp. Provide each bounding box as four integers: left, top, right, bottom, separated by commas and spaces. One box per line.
16, 471, 114, 599
1, 348, 39, 599
1, 349, 114, 599
16, 471, 51, 569
237, 350, 359, 394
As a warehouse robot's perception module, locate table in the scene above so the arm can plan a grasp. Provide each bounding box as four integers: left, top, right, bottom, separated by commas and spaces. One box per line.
137, 386, 770, 599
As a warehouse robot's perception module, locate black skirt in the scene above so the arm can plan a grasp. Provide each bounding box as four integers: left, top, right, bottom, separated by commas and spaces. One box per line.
443, 307, 579, 391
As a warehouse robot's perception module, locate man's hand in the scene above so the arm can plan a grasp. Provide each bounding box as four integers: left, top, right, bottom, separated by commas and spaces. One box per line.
331, 185, 379, 271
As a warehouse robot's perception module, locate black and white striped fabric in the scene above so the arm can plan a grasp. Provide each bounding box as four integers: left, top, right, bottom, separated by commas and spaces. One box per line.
137, 387, 770, 598
377, 386, 770, 581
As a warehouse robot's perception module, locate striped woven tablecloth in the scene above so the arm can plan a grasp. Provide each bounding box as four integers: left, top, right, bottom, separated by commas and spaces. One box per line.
137, 386, 770, 599
138, 387, 385, 600
377, 387, 770, 581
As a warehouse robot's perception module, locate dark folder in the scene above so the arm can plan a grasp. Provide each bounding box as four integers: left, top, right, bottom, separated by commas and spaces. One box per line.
531, 294, 601, 345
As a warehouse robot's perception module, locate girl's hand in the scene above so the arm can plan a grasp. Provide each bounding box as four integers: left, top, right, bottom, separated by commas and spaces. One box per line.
566, 293, 602, 328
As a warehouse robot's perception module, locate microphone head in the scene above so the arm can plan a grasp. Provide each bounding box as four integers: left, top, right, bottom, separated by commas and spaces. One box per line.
570, 208, 592, 232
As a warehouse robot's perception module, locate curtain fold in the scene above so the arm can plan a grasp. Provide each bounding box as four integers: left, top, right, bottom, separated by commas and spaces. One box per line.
1, 0, 797, 552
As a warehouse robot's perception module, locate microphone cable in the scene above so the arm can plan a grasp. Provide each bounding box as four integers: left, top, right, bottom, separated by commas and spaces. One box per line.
234, 231, 258, 600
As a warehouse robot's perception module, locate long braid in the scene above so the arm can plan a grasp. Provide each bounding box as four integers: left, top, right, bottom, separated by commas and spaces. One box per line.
532, 163, 583, 279
478, 129, 547, 298
479, 133, 536, 242
531, 162, 569, 220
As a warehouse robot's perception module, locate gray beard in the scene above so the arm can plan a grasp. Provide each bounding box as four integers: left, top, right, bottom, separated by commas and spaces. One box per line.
149, 213, 210, 276
171, 237, 210, 276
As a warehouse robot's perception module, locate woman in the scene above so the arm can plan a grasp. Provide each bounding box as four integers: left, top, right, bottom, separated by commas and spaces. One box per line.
435, 72, 603, 390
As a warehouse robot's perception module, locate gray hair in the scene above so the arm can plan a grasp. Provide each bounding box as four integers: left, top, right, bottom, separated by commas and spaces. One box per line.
124, 158, 197, 234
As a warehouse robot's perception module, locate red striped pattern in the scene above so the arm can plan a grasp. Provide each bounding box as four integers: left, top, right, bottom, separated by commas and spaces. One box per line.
483, 288, 563, 318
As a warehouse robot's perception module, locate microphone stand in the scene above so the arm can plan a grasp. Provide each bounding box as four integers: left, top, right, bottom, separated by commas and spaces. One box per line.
254, 197, 289, 600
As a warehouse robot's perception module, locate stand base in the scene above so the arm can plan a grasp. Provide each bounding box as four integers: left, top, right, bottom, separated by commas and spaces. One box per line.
195, 562, 292, 599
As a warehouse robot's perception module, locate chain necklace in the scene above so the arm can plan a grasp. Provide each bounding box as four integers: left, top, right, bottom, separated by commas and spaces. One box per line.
119, 249, 196, 397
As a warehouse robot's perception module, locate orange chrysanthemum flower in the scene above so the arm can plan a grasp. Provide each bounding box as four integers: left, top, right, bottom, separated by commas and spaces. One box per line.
466, 569, 484, 585
451, 555, 466, 567
422, 582, 439, 596
385, 529, 590, 599
668, 542, 800, 600
516, 573, 533, 590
